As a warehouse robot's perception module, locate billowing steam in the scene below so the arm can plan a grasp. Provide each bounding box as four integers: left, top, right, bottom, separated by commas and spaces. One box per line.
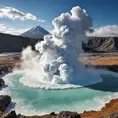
19, 6, 102, 89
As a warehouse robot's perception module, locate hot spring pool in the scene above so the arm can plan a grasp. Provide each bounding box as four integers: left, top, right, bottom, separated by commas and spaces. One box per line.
1, 72, 118, 115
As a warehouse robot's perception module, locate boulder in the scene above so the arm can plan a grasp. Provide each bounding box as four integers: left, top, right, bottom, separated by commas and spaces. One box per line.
0, 95, 11, 111
0, 110, 17, 118
0, 78, 5, 87
17, 114, 24, 118
57, 111, 81, 118
50, 112, 56, 116
0, 111, 4, 117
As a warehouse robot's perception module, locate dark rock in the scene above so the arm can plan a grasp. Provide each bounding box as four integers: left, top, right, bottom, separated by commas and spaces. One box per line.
17, 114, 24, 118
0, 111, 4, 117
0, 79, 5, 87
57, 111, 81, 118
0, 95, 11, 111
0, 110, 17, 118
50, 112, 56, 116
83, 111, 87, 113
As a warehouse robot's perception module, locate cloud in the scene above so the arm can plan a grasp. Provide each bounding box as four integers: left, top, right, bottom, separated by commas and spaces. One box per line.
0, 6, 45, 22
0, 23, 29, 35
5, 28, 30, 35
38, 19, 46, 23
88, 25, 118, 37
0, 24, 7, 32
0, 7, 36, 20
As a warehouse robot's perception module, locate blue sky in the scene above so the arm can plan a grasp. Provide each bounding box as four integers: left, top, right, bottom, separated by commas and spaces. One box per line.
0, 0, 118, 35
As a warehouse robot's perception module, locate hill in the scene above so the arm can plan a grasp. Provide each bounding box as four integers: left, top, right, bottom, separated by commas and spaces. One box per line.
0, 33, 42, 52
83, 37, 118, 52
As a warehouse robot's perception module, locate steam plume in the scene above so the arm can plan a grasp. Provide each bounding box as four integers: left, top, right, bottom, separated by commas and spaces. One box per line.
19, 6, 102, 89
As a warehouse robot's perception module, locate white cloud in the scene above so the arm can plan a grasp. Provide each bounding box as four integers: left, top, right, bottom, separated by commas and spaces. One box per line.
5, 28, 30, 35
0, 23, 29, 35
0, 24, 7, 32
0, 6, 46, 22
38, 19, 46, 23
88, 25, 118, 37
0, 7, 36, 20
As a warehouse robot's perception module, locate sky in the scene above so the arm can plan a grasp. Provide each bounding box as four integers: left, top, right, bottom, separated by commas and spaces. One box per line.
0, 0, 118, 36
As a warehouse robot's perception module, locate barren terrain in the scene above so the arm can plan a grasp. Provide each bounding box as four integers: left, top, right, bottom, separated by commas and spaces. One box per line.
1, 53, 118, 72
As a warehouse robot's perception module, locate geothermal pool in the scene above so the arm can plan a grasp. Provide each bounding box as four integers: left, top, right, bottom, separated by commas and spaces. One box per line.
1, 72, 118, 115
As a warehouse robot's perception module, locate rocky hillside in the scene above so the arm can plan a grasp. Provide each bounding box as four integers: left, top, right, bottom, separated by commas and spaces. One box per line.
83, 37, 118, 53
0, 32, 118, 53
0, 33, 42, 52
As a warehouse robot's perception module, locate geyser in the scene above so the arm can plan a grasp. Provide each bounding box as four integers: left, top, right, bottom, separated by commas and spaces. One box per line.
19, 6, 102, 89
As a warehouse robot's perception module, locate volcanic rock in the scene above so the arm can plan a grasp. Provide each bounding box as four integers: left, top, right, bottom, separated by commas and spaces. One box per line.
50, 112, 56, 116
57, 111, 81, 118
0, 95, 11, 112
0, 79, 5, 87
0, 110, 17, 118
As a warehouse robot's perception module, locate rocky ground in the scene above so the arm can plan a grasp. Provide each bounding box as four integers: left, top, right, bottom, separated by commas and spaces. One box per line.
80, 53, 118, 66
0, 53, 20, 74
80, 53, 118, 72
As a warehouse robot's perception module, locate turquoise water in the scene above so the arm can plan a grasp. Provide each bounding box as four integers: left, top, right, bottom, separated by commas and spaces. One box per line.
2, 73, 118, 115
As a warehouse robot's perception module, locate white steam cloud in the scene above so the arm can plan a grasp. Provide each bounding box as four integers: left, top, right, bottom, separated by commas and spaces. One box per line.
19, 6, 102, 89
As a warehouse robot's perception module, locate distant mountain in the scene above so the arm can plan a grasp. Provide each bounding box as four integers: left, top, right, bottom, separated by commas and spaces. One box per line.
0, 31, 118, 53
21, 26, 49, 38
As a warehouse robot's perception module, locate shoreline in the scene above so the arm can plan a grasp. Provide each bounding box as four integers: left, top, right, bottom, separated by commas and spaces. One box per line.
0, 98, 117, 118
24, 99, 118, 118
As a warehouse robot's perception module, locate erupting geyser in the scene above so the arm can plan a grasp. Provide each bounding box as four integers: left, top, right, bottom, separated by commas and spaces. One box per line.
19, 6, 102, 89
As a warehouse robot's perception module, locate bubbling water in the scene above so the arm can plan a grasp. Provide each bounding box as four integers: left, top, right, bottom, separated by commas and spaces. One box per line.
18, 6, 102, 89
